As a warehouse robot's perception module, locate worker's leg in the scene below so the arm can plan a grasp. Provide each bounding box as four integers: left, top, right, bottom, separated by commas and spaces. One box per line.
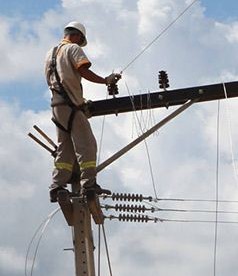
70, 110, 97, 188
51, 106, 76, 190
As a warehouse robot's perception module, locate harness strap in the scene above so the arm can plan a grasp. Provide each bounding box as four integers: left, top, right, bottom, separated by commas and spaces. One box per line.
50, 45, 74, 107
52, 107, 77, 133
50, 44, 78, 133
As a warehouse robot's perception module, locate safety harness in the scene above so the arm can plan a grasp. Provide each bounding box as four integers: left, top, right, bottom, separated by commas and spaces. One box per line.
49, 44, 82, 133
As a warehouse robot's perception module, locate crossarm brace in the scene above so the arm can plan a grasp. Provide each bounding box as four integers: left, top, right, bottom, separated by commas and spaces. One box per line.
97, 99, 197, 172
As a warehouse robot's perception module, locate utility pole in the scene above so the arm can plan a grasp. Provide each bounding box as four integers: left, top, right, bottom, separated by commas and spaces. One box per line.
57, 177, 103, 276
28, 80, 238, 276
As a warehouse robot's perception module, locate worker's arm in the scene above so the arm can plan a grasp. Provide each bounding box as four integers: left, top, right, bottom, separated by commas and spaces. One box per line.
78, 64, 121, 85
78, 64, 106, 84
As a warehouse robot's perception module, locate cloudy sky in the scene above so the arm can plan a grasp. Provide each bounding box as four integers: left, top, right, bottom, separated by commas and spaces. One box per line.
1, 0, 238, 276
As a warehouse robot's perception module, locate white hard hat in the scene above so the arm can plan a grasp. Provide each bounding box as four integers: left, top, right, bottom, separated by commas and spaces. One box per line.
64, 21, 87, 46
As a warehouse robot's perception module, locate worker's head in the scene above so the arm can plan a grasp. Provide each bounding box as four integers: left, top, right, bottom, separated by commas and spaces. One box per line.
64, 21, 87, 47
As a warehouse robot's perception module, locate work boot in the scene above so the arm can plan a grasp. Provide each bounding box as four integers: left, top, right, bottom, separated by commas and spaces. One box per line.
50, 186, 69, 203
82, 183, 111, 196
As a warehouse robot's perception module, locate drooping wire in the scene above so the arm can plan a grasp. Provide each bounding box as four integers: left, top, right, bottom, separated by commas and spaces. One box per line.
25, 207, 60, 276
222, 83, 238, 185
213, 100, 220, 276
120, 0, 199, 73
98, 225, 101, 276
125, 82, 159, 199
159, 218, 238, 224
102, 224, 113, 276
97, 94, 109, 164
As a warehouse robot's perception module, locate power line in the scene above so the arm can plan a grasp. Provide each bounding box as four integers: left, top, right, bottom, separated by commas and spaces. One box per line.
125, 82, 159, 199
155, 197, 238, 203
222, 83, 238, 185
25, 208, 60, 276
160, 218, 238, 224
121, 0, 199, 73
102, 224, 113, 276
213, 100, 220, 276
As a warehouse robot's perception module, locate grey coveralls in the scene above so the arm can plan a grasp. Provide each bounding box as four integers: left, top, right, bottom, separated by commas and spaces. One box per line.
45, 39, 97, 190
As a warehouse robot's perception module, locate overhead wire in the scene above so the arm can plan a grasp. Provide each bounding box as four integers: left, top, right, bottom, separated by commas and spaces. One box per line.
222, 83, 238, 185
125, 82, 159, 199
213, 99, 220, 276
25, 207, 60, 276
159, 218, 238, 224
97, 94, 109, 165
96, 92, 115, 276
98, 225, 101, 276
120, 0, 199, 73
102, 224, 113, 276
142, 200, 238, 215
155, 197, 238, 203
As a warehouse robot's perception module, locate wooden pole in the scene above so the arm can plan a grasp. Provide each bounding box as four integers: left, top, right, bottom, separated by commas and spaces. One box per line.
71, 183, 96, 276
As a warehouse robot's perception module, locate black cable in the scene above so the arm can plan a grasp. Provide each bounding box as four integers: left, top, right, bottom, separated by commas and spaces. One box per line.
102, 224, 113, 276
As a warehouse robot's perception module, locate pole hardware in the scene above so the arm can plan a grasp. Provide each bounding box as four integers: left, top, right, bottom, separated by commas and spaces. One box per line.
158, 70, 170, 90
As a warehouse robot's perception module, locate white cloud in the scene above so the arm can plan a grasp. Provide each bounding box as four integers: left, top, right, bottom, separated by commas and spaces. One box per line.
1, 1, 238, 276
0, 247, 25, 273
218, 21, 238, 43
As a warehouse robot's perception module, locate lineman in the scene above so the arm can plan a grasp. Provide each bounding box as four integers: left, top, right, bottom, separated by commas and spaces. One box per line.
45, 21, 121, 202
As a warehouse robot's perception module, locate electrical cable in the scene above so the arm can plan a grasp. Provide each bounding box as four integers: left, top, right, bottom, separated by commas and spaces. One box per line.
25, 208, 60, 276
159, 218, 238, 224
102, 224, 113, 276
97, 94, 109, 165
97, 225, 101, 276
155, 197, 238, 203
142, 200, 238, 214
213, 100, 220, 276
101, 193, 238, 203
222, 83, 238, 185
125, 82, 159, 199
120, 0, 199, 73
25, 219, 48, 276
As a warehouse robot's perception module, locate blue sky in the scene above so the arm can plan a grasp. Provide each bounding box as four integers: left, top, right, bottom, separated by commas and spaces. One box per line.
0, 0, 60, 19
1, 1, 238, 276
202, 0, 238, 20
0, 0, 238, 111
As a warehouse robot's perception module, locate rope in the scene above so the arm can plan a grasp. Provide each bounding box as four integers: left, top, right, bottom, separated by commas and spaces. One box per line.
120, 0, 199, 73
102, 224, 113, 276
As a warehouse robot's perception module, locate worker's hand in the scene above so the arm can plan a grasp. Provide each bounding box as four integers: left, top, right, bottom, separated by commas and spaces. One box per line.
105, 73, 121, 85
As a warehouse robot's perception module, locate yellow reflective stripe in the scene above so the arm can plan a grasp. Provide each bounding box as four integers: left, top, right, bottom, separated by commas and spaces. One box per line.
55, 162, 73, 172
80, 161, 96, 170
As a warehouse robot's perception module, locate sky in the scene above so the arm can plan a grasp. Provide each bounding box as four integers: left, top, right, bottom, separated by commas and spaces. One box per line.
1, 0, 238, 276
